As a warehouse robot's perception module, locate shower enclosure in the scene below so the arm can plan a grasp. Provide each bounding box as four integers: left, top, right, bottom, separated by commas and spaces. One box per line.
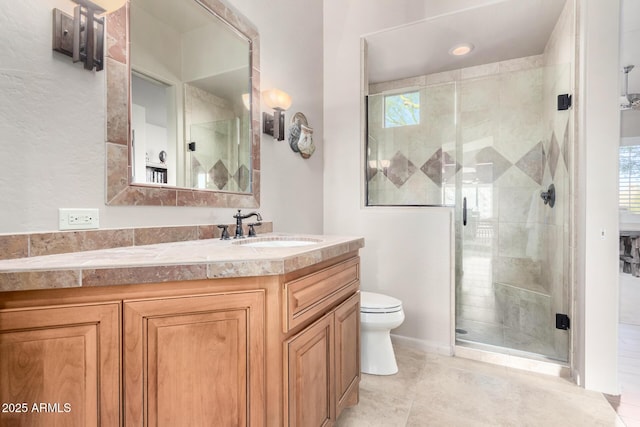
184, 83, 252, 193
366, 3, 574, 362
189, 118, 250, 192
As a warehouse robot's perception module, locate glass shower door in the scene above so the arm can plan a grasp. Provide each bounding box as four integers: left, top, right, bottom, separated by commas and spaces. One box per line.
189, 118, 249, 192
455, 65, 571, 362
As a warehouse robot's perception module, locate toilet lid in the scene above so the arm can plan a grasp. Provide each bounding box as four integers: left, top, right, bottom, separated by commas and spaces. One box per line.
360, 291, 403, 313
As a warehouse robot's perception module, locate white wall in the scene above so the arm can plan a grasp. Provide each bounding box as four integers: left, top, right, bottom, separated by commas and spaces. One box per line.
0, 0, 324, 234
574, 0, 620, 394
363, 208, 454, 354
323, 0, 504, 353
228, 0, 324, 234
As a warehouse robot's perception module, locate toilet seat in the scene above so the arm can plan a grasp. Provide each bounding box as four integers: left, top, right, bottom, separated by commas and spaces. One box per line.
360, 291, 403, 313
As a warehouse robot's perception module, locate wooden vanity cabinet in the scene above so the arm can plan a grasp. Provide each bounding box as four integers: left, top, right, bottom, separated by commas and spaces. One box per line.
0, 303, 121, 427
285, 312, 335, 426
283, 258, 361, 426
0, 252, 361, 427
123, 291, 265, 427
334, 293, 361, 418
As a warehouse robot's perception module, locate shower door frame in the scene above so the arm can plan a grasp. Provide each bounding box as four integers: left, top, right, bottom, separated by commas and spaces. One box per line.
453, 65, 574, 365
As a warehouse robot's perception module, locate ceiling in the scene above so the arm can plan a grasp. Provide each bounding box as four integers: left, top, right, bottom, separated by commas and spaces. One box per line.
131, 0, 250, 104
365, 0, 567, 84
133, 0, 211, 33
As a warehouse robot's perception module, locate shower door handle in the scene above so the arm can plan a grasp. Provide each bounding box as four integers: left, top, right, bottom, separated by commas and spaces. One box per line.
463, 197, 467, 226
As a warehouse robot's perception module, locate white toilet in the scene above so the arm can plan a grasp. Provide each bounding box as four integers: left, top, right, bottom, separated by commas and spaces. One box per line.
360, 291, 405, 375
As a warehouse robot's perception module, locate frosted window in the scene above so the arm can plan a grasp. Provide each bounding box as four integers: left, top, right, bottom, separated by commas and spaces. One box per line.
384, 92, 420, 128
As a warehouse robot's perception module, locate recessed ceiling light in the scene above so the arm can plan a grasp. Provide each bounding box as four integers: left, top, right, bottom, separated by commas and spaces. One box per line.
449, 43, 474, 56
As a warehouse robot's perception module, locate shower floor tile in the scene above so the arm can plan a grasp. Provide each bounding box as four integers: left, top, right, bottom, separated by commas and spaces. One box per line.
455, 318, 504, 347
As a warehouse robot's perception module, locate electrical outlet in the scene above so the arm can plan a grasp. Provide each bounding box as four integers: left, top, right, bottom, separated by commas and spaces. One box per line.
59, 208, 99, 230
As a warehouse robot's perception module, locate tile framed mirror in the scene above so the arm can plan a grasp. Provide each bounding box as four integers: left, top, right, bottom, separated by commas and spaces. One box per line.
105, 0, 260, 207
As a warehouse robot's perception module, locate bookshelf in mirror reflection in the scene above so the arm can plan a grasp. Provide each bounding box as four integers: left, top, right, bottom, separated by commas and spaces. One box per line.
146, 165, 167, 184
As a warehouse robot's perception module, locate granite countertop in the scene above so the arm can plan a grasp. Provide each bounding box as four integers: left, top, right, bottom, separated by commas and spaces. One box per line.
0, 233, 364, 292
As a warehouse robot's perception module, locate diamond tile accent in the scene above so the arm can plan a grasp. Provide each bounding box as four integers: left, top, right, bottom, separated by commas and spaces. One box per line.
420, 148, 461, 187
383, 151, 416, 188
515, 142, 545, 185
548, 132, 560, 179
209, 160, 229, 190
442, 151, 461, 182
367, 161, 379, 181
468, 147, 512, 183
191, 157, 205, 185
233, 164, 250, 192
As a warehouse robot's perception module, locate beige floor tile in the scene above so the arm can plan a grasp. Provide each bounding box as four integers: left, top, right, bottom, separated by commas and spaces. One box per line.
336, 388, 412, 426
406, 401, 495, 427
337, 343, 622, 427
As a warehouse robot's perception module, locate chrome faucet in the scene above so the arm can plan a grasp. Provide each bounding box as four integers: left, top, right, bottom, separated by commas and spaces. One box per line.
233, 209, 262, 238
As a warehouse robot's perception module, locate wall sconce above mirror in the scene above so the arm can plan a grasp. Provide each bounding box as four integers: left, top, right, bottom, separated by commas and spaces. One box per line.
105, 0, 261, 208
52, 0, 126, 71
262, 88, 291, 141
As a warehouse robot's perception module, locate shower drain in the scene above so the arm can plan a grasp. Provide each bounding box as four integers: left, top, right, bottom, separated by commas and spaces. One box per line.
455, 328, 468, 335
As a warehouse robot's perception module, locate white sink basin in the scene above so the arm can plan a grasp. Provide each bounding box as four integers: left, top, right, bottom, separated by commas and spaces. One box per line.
235, 238, 320, 248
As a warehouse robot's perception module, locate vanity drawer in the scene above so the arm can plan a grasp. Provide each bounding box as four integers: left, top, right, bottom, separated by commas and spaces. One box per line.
284, 257, 359, 332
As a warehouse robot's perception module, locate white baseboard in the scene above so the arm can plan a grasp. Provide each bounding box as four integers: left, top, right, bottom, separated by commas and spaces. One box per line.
390, 334, 453, 356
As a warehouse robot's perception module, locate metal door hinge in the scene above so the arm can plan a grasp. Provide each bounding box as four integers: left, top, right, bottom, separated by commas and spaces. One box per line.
556, 313, 570, 330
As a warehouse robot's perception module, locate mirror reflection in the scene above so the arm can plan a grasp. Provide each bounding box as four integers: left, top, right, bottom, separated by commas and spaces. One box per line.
130, 0, 252, 193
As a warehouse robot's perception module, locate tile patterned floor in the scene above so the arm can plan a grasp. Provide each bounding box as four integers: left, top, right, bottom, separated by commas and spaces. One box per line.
337, 345, 622, 426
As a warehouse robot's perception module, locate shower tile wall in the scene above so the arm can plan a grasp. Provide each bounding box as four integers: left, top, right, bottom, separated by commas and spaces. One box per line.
185, 84, 251, 192
457, 57, 553, 356
367, 83, 456, 205
542, 0, 574, 362
368, 3, 574, 361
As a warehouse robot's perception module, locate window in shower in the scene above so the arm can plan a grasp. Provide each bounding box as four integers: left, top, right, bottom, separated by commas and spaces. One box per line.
384, 91, 420, 128
366, 84, 457, 207
619, 144, 640, 213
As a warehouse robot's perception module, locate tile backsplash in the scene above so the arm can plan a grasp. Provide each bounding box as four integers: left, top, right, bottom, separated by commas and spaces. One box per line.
0, 222, 273, 261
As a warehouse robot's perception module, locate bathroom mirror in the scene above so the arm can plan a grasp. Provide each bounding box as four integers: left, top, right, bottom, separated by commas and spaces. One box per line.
105, 0, 260, 207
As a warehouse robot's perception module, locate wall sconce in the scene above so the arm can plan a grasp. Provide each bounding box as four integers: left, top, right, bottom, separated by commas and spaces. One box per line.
52, 0, 126, 71
262, 88, 292, 141
241, 93, 251, 111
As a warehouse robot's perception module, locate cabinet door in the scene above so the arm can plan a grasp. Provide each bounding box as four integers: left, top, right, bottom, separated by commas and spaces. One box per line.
0, 303, 120, 427
334, 293, 360, 418
284, 313, 335, 427
124, 291, 265, 427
